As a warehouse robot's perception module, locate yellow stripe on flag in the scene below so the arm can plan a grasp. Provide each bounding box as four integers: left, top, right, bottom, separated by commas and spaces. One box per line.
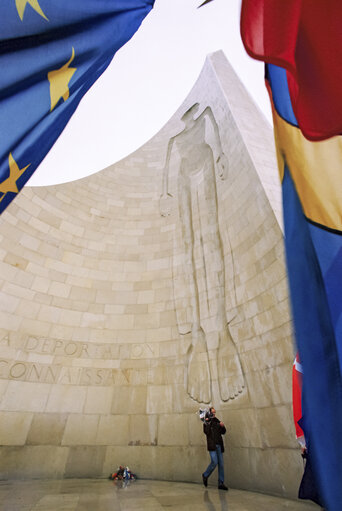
272, 107, 342, 231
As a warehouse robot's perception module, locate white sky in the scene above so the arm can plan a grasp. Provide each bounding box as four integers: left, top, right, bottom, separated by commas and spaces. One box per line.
28, 0, 272, 187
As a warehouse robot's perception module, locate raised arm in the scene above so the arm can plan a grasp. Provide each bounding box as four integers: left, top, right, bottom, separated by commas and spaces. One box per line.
162, 136, 175, 196
160, 136, 176, 216
199, 106, 229, 180
200, 107, 222, 151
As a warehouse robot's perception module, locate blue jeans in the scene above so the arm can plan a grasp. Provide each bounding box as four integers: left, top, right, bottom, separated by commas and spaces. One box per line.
203, 444, 224, 484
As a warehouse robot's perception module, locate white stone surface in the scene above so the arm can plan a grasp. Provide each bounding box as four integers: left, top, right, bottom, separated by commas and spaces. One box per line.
0, 51, 298, 498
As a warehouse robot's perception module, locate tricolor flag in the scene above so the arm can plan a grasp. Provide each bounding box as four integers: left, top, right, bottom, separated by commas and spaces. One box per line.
241, 1, 342, 510
0, 0, 154, 213
292, 354, 304, 446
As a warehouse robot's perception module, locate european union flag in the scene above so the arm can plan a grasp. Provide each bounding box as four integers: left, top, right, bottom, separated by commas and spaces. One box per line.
241, 1, 342, 509
0, 0, 154, 213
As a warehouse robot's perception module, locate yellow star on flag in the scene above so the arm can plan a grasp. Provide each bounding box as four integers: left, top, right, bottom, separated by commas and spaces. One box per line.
48, 48, 77, 111
15, 0, 48, 21
0, 153, 30, 198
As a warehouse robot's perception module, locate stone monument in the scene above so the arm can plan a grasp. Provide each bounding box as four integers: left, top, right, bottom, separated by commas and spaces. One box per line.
0, 51, 302, 498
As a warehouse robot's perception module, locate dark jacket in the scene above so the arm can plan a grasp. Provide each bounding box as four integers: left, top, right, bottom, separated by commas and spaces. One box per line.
203, 417, 226, 453
297, 417, 324, 507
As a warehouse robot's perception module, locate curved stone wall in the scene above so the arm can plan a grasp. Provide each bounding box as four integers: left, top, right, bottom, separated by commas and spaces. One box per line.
0, 51, 302, 498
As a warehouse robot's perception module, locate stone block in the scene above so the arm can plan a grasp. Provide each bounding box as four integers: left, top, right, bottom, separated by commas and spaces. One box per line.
158, 414, 188, 446
37, 304, 61, 323
246, 364, 292, 408
64, 446, 106, 478
248, 446, 303, 498
62, 414, 99, 445
45, 385, 87, 413
0, 412, 33, 445
48, 282, 71, 299
129, 414, 157, 446
96, 414, 130, 446
0, 381, 51, 412
111, 386, 147, 415
224, 408, 263, 449
147, 386, 173, 414
0, 446, 69, 479
84, 386, 114, 415
27, 413, 68, 445
257, 405, 298, 449
0, 291, 20, 313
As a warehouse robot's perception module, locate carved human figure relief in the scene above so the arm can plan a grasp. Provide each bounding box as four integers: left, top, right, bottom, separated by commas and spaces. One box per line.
160, 103, 245, 403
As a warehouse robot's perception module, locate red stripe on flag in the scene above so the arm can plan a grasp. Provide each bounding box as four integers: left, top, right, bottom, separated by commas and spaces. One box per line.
240, 0, 342, 141
292, 353, 304, 439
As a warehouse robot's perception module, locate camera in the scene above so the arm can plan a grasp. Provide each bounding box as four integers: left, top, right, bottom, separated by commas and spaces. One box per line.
198, 408, 214, 422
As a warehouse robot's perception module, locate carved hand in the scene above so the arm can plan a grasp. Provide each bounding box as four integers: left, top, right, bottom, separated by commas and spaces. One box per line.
216, 152, 229, 180
159, 193, 174, 217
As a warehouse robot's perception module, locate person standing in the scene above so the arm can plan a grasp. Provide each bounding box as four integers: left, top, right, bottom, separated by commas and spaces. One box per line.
202, 407, 228, 491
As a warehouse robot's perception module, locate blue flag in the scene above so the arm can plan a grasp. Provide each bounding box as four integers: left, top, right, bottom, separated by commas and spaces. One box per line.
241, 2, 342, 506
0, 0, 154, 213
267, 63, 342, 511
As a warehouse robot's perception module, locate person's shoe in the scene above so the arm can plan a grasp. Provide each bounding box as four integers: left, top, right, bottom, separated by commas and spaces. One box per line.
218, 483, 228, 491
202, 474, 208, 487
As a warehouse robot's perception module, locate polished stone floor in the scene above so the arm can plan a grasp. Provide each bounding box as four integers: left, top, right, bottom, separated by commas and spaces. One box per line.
0, 479, 320, 511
